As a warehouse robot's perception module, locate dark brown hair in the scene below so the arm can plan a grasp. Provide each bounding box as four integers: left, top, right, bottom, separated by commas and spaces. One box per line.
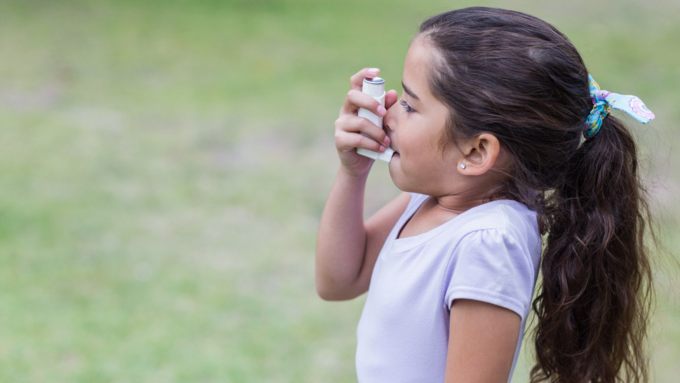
420, 8, 654, 383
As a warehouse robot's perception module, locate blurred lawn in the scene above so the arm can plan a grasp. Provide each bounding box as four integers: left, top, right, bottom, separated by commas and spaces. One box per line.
0, 0, 678, 382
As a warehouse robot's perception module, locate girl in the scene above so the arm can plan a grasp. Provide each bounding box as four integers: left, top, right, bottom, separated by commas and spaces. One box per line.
316, 7, 655, 383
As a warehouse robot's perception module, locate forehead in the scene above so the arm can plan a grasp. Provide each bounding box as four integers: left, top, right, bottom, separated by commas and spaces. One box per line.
403, 36, 437, 97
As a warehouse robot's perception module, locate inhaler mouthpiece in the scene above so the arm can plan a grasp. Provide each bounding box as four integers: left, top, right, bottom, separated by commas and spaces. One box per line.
357, 77, 394, 162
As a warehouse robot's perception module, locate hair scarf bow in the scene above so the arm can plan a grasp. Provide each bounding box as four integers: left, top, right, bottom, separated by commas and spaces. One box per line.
584, 74, 655, 139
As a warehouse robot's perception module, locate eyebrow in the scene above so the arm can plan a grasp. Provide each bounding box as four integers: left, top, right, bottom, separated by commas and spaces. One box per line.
401, 82, 420, 101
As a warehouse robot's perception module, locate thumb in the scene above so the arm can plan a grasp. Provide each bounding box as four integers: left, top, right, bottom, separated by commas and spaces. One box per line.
385, 89, 399, 109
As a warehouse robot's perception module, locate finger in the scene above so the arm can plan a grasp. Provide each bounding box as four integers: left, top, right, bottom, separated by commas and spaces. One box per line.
337, 115, 390, 146
350, 67, 380, 91
340, 89, 387, 117
336, 130, 386, 153
385, 89, 399, 109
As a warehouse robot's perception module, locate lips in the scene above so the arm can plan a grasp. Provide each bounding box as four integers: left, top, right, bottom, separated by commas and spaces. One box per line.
387, 140, 399, 155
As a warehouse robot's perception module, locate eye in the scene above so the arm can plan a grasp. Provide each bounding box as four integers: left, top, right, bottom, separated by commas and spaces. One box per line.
399, 99, 416, 113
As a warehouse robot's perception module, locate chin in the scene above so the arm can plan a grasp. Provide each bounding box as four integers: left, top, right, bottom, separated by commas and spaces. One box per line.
388, 159, 417, 193
387, 154, 402, 187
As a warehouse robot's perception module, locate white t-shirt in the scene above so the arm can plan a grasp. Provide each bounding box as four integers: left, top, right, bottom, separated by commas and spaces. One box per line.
356, 193, 542, 383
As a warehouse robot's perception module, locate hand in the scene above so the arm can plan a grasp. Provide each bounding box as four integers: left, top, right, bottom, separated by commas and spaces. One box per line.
334, 67, 399, 176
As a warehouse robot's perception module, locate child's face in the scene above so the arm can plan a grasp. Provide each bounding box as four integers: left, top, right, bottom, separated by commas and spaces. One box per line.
384, 37, 464, 196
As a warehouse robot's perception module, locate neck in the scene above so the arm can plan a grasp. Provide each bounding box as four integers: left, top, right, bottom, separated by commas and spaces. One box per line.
434, 194, 486, 215
433, 179, 506, 214
434, 162, 511, 214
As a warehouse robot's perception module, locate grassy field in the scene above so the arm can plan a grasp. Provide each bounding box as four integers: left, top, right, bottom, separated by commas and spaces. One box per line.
0, 0, 678, 381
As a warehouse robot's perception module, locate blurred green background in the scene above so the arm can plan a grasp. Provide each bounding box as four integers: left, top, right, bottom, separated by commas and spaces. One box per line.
0, 0, 678, 381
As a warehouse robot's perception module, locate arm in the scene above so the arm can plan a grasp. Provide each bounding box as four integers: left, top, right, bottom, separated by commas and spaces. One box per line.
444, 300, 521, 383
315, 67, 406, 301
316, 185, 409, 300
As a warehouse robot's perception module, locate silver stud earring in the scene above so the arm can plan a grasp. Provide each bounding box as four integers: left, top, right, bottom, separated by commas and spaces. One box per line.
460, 163, 466, 169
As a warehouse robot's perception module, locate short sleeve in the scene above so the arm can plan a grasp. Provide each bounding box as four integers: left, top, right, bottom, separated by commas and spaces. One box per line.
444, 229, 537, 320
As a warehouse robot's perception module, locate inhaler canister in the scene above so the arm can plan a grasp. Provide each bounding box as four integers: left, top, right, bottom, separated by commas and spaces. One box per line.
357, 77, 395, 162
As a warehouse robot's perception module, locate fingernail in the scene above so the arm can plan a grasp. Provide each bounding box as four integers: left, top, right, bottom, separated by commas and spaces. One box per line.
383, 136, 390, 145
377, 105, 387, 116
369, 68, 379, 74
379, 145, 386, 152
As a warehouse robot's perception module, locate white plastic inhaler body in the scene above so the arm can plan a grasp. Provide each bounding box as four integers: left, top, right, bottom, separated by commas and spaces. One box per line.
357, 77, 395, 162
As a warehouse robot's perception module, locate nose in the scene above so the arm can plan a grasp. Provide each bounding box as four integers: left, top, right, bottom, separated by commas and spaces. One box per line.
382, 104, 398, 151
383, 102, 396, 134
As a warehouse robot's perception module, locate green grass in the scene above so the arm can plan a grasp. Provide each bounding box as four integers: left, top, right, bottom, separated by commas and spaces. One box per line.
0, 0, 678, 381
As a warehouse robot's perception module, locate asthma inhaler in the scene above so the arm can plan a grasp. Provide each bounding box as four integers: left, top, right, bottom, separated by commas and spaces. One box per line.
357, 77, 395, 162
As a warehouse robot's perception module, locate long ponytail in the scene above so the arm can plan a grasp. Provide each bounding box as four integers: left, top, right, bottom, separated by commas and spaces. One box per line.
531, 115, 654, 383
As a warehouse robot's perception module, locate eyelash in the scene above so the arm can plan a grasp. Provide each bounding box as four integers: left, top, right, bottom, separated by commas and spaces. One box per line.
399, 99, 415, 113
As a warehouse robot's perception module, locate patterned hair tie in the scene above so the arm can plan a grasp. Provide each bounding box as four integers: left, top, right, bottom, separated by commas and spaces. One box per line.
583, 74, 655, 140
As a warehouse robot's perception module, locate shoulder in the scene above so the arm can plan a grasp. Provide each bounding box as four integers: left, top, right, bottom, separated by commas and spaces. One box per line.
457, 200, 540, 250
446, 200, 542, 275
443, 202, 542, 318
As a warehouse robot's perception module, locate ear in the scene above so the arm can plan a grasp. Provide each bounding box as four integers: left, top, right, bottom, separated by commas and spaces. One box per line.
457, 133, 501, 176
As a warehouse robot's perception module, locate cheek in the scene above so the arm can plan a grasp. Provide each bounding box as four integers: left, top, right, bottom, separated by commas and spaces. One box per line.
397, 127, 429, 161
394, 118, 416, 151
393, 143, 428, 180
